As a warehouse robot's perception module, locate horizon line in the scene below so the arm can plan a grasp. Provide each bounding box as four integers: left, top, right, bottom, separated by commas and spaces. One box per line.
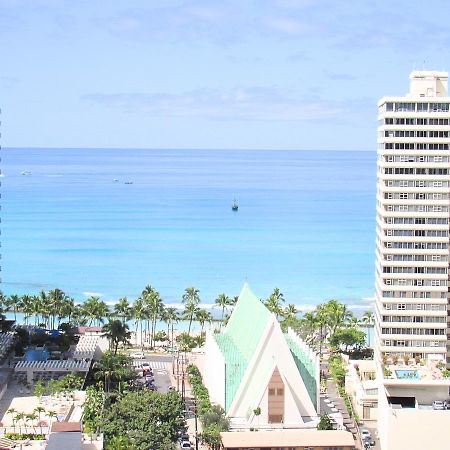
2, 146, 373, 152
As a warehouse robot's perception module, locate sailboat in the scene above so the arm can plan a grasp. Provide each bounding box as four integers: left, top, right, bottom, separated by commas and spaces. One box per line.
231, 199, 238, 211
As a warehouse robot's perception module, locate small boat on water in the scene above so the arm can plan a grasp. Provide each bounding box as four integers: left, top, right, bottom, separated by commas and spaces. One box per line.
124, 181, 133, 185
113, 178, 119, 182
21, 170, 32, 176
231, 199, 238, 211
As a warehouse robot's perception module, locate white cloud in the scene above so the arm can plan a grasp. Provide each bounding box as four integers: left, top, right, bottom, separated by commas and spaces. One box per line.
82, 86, 360, 122
264, 17, 310, 35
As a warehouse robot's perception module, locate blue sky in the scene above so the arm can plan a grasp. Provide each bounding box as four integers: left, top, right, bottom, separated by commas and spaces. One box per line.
1, 0, 449, 150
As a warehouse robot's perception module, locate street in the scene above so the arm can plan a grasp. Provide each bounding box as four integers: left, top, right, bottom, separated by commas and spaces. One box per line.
132, 354, 173, 393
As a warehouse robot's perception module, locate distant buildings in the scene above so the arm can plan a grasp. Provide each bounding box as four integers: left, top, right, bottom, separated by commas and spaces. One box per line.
375, 71, 450, 450
203, 283, 320, 430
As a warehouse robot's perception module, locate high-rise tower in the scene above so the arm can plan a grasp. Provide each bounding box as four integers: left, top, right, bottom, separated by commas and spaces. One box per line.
375, 71, 450, 364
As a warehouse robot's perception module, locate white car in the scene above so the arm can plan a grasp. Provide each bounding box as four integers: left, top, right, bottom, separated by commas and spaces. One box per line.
180, 442, 191, 449
361, 429, 372, 440
131, 351, 145, 359
433, 400, 445, 410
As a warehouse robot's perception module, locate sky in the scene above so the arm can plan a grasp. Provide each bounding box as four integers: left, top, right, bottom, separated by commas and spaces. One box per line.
1, 0, 450, 151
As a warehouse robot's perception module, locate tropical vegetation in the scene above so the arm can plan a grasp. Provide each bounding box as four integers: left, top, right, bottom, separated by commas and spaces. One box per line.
187, 365, 229, 450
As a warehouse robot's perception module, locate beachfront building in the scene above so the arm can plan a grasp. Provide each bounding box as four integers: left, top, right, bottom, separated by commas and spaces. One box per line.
203, 284, 320, 430
375, 71, 450, 450
376, 70, 450, 363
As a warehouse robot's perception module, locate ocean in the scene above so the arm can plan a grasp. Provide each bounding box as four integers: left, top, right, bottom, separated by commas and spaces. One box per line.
1, 148, 376, 311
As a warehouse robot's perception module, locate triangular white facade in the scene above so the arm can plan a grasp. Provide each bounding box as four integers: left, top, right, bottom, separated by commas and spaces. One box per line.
227, 314, 318, 428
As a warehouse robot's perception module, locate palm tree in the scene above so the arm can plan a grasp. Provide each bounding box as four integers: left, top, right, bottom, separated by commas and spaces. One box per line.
25, 412, 37, 433
181, 287, 201, 335
299, 311, 320, 348
82, 296, 110, 326
7, 408, 17, 433
47, 288, 71, 329
47, 410, 58, 428
34, 406, 46, 434
361, 311, 375, 347
283, 303, 298, 320
162, 307, 178, 350
71, 304, 88, 326
347, 316, 360, 328
141, 286, 163, 349
46, 411, 59, 432
102, 320, 131, 354
93, 352, 133, 393
195, 309, 213, 333
215, 293, 232, 324
15, 412, 25, 434
21, 294, 33, 325
114, 297, 131, 324
264, 288, 285, 320
58, 296, 76, 327
7, 294, 22, 321
37, 290, 48, 327
132, 297, 147, 349
323, 299, 352, 338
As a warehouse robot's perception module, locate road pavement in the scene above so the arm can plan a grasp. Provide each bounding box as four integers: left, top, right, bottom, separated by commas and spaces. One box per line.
360, 422, 381, 450
131, 353, 205, 449
131, 354, 173, 393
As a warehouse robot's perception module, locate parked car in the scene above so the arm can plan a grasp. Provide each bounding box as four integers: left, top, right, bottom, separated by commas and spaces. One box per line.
179, 434, 190, 442
360, 429, 372, 440
443, 399, 450, 409
363, 436, 376, 447
433, 400, 445, 410
131, 351, 145, 359
168, 386, 176, 391
180, 442, 192, 449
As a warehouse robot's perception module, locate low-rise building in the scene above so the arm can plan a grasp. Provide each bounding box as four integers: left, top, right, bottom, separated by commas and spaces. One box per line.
344, 358, 378, 421
378, 365, 450, 450
220, 430, 356, 450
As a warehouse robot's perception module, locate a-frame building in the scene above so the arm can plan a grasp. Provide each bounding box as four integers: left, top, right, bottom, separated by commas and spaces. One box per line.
204, 284, 320, 429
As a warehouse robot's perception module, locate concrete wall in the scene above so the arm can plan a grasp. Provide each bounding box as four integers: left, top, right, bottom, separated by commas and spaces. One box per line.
384, 408, 450, 450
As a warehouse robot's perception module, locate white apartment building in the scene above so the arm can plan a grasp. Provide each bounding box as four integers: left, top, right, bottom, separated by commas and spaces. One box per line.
375, 71, 450, 364
375, 72, 450, 450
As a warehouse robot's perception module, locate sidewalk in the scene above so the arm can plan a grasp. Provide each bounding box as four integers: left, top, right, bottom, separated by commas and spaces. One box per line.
325, 378, 362, 450
169, 354, 209, 449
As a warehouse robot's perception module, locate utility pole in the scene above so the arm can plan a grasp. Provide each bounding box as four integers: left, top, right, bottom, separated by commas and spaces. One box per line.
181, 360, 185, 402
194, 399, 199, 450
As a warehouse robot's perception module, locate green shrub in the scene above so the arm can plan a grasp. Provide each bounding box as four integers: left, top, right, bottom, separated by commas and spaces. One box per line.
5, 433, 46, 440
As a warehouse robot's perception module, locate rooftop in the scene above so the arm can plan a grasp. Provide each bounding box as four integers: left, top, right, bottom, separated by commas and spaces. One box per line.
51, 422, 82, 432
383, 359, 450, 384
213, 283, 271, 410
220, 430, 355, 448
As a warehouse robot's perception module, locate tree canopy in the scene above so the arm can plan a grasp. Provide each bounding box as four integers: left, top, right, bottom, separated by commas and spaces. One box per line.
102, 391, 184, 450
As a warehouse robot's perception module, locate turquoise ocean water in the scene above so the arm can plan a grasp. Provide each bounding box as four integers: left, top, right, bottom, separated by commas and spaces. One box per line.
1, 148, 376, 310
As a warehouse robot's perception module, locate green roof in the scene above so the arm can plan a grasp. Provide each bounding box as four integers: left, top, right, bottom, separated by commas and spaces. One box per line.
214, 283, 271, 410
285, 334, 318, 408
